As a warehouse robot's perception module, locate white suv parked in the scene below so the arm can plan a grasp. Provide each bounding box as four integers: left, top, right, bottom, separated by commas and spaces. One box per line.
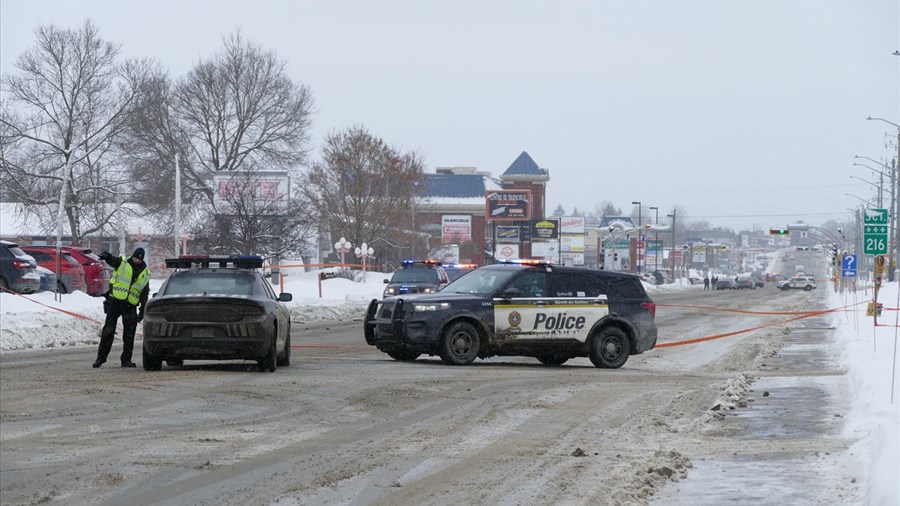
777, 276, 817, 291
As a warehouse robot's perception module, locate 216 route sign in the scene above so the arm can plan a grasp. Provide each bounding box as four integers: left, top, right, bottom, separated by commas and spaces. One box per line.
863, 208, 889, 256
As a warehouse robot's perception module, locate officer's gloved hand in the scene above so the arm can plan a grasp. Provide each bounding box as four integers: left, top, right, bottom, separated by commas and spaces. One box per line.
136, 310, 144, 323
99, 251, 113, 262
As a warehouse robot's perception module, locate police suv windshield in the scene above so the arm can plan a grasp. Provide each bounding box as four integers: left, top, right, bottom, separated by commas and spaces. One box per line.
442, 268, 520, 296
390, 268, 439, 284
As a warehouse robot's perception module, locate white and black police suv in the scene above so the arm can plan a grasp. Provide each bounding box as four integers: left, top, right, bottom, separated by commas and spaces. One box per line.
364, 260, 657, 368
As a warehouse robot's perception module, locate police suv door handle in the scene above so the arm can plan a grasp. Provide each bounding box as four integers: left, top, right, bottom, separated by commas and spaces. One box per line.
534, 301, 547, 307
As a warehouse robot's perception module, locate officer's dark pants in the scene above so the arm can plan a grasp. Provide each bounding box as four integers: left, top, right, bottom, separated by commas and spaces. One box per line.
96, 301, 138, 365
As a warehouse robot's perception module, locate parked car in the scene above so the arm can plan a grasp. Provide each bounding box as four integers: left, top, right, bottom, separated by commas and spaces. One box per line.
777, 276, 817, 291
142, 255, 293, 372
35, 266, 57, 293
0, 240, 41, 294
714, 278, 737, 290
365, 260, 658, 368
639, 273, 658, 285
50, 247, 110, 296
735, 275, 755, 289
21, 246, 87, 294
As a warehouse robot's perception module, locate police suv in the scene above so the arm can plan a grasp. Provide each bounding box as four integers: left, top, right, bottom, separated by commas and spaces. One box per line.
382, 259, 450, 298
364, 260, 658, 368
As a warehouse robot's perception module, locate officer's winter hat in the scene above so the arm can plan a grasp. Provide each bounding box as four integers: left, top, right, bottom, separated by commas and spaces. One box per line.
132, 247, 145, 260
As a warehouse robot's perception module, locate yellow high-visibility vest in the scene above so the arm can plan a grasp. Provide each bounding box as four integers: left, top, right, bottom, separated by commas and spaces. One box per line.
108, 257, 151, 306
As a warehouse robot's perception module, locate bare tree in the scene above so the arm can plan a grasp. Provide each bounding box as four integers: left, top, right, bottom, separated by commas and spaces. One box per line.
188, 170, 315, 258
0, 20, 152, 244
114, 30, 316, 255
173, 30, 314, 199
301, 126, 426, 256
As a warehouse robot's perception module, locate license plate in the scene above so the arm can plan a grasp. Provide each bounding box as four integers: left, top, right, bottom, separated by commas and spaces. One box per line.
193, 327, 214, 338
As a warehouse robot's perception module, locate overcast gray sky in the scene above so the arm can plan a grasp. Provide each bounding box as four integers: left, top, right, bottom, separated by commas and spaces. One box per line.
2, 0, 898, 231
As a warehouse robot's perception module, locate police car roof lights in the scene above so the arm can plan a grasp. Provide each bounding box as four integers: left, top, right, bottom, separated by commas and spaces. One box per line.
497, 258, 553, 267
401, 259, 442, 267
444, 263, 478, 269
165, 255, 264, 269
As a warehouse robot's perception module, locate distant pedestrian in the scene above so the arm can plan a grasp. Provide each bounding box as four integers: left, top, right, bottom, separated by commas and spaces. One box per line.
703, 276, 710, 290
92, 248, 151, 368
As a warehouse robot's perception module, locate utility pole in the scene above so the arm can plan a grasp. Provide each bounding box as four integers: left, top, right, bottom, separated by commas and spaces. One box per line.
175, 154, 182, 257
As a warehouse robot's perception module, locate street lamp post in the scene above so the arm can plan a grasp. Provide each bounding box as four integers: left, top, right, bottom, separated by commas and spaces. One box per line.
856, 154, 897, 281
334, 237, 352, 274
849, 175, 884, 207
865, 117, 900, 282
666, 210, 676, 282
632, 201, 642, 274
354, 242, 375, 281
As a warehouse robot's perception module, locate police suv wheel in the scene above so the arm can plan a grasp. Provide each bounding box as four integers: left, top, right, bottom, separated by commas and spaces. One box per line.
589, 327, 630, 369
440, 321, 480, 365
536, 354, 569, 366
387, 349, 421, 361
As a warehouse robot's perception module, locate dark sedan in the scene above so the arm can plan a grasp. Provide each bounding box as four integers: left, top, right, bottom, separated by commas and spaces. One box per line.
142, 256, 293, 372
0, 240, 40, 294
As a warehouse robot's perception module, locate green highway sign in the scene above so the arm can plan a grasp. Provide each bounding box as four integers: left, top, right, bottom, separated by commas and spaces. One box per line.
864, 208, 889, 255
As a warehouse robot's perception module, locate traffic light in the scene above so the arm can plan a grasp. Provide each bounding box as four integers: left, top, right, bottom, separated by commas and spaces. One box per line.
831, 244, 838, 265
769, 228, 789, 235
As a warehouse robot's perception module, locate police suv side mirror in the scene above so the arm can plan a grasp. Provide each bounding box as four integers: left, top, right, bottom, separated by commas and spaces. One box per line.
383, 279, 389, 284
278, 293, 292, 302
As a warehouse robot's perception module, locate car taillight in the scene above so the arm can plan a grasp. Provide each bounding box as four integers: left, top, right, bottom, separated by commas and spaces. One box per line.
13, 260, 30, 269
641, 302, 656, 318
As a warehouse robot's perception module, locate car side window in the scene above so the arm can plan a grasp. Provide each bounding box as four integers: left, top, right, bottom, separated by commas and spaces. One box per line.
550, 272, 601, 297
260, 275, 278, 300
505, 271, 548, 297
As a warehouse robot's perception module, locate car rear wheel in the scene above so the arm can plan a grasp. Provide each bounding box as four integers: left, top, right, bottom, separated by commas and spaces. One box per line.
143, 345, 163, 371
439, 321, 480, 365
258, 334, 277, 373
387, 349, 421, 361
589, 327, 630, 369
56, 280, 69, 294
536, 354, 569, 366
277, 331, 291, 367
804, 285, 813, 291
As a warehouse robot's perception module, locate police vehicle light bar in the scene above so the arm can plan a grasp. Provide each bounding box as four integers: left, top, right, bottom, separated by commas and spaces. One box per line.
498, 259, 554, 266
165, 255, 264, 269
402, 259, 442, 267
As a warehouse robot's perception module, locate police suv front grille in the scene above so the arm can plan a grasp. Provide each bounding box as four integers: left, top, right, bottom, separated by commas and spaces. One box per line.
377, 299, 405, 320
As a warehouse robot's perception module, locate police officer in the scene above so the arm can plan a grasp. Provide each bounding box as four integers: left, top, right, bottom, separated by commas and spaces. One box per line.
92, 248, 151, 368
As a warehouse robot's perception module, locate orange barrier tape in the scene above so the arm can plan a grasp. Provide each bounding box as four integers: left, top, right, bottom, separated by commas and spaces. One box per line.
656, 303, 820, 316
0, 285, 103, 324
656, 300, 868, 348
